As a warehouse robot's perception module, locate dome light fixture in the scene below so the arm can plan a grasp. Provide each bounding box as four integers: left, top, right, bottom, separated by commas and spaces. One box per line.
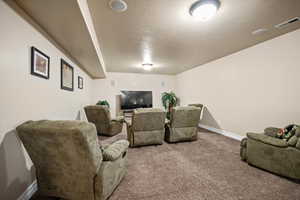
142, 63, 153, 71
190, 0, 221, 21
109, 0, 128, 12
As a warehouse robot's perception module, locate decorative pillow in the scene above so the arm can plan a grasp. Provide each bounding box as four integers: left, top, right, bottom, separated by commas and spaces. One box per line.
264, 127, 281, 138
283, 125, 297, 140
284, 124, 295, 132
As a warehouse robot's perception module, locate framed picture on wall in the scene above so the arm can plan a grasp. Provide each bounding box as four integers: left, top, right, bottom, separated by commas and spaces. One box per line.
61, 59, 74, 91
78, 76, 83, 89
31, 47, 50, 79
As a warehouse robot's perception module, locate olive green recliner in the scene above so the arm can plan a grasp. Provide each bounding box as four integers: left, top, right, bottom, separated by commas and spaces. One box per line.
126, 108, 166, 147
84, 105, 124, 136
240, 127, 300, 180
16, 120, 129, 200
165, 106, 201, 143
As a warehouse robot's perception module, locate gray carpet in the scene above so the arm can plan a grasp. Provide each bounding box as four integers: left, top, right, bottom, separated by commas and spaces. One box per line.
32, 130, 300, 200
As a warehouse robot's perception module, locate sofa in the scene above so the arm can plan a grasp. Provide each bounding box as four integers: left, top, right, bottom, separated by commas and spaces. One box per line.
16, 120, 129, 200
84, 105, 124, 136
240, 127, 300, 180
165, 106, 201, 143
126, 108, 166, 147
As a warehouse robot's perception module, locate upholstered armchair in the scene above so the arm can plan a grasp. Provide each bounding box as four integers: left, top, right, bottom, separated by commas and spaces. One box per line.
126, 108, 166, 147
84, 105, 124, 136
16, 120, 129, 200
165, 106, 201, 143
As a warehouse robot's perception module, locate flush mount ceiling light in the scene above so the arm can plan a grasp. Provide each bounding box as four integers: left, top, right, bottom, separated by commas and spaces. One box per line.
109, 0, 128, 12
190, 0, 221, 21
142, 63, 153, 71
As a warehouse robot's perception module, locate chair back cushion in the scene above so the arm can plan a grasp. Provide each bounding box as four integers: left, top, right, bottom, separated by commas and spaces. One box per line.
85, 105, 111, 133
188, 104, 204, 110
16, 120, 102, 200
247, 132, 288, 147
132, 108, 165, 131
170, 106, 201, 128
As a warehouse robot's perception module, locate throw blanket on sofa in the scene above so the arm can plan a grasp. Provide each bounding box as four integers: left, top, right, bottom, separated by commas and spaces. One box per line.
264, 124, 300, 148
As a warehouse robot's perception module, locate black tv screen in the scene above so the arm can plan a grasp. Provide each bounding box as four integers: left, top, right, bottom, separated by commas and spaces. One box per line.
120, 91, 153, 110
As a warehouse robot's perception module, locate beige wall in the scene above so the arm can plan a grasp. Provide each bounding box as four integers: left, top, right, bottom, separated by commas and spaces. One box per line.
0, 1, 93, 199
92, 72, 176, 117
176, 29, 300, 136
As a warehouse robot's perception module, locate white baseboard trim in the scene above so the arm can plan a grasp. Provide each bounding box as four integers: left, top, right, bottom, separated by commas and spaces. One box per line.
199, 124, 244, 141
18, 180, 37, 200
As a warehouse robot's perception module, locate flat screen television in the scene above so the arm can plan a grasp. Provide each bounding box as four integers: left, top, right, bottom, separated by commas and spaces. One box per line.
120, 91, 153, 110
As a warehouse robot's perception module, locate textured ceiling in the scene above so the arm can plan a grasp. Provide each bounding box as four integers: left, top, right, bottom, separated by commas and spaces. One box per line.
5, 0, 300, 77
88, 0, 300, 75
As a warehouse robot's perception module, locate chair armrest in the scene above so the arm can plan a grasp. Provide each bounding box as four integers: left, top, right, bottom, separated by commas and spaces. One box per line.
247, 132, 288, 147
111, 116, 125, 123
102, 140, 129, 161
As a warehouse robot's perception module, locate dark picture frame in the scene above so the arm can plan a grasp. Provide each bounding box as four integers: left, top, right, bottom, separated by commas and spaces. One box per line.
78, 76, 83, 89
31, 46, 50, 79
60, 59, 74, 91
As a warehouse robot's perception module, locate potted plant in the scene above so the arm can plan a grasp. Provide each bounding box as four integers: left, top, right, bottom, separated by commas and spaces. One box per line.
96, 100, 110, 108
161, 91, 178, 119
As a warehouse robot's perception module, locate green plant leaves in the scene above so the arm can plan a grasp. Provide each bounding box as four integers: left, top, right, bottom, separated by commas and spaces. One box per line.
96, 100, 110, 108
161, 91, 178, 119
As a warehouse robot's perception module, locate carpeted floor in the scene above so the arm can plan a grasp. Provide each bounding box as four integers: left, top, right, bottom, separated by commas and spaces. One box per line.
32, 129, 300, 200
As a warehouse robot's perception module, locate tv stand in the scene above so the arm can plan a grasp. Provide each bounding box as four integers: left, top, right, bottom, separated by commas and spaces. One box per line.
122, 110, 133, 118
